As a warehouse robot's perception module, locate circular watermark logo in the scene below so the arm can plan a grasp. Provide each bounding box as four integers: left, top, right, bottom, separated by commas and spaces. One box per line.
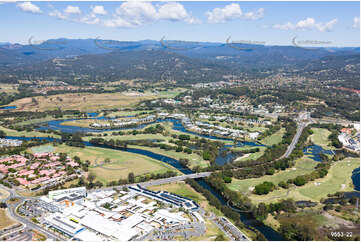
28, 36, 67, 51
226, 36, 265, 51
160, 36, 198, 51
94, 36, 139, 51
160, 69, 176, 83
292, 36, 332, 51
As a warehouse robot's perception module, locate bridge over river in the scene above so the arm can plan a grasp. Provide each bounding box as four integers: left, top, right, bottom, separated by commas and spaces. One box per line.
91, 172, 212, 192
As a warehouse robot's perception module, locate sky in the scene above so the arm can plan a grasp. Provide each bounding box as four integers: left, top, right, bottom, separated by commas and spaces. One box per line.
0, 1, 360, 47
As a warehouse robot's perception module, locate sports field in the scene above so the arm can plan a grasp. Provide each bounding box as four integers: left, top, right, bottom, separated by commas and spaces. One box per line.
232, 157, 359, 204
31, 145, 55, 153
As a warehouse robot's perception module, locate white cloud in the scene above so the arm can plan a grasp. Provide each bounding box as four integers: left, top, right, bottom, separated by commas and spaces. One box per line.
244, 8, 264, 20
206, 3, 242, 23
315, 19, 337, 32
103, 17, 135, 28
104, 1, 199, 28
295, 17, 316, 29
91, 5, 107, 15
206, 4, 264, 23
158, 2, 199, 23
64, 5, 81, 15
353, 17, 360, 29
80, 15, 100, 25
114, 1, 157, 26
273, 17, 337, 32
47, 1, 198, 28
273, 22, 294, 31
49, 9, 67, 20
17, 2, 42, 13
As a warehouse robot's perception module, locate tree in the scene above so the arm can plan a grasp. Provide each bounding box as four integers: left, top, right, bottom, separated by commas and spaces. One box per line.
87, 173, 96, 183
223, 176, 232, 183
253, 202, 268, 221
254, 181, 275, 195
294, 176, 306, 186
128, 172, 135, 183
215, 234, 226, 241
279, 223, 313, 241
266, 168, 275, 175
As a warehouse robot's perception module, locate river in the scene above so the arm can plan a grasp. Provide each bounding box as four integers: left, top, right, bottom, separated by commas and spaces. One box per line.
4, 135, 284, 240
36, 117, 263, 143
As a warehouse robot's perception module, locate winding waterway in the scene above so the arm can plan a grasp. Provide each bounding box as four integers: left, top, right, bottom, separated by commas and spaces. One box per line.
4, 135, 283, 240
6, 116, 361, 240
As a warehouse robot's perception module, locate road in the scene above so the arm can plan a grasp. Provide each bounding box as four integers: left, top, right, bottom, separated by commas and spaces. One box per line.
0, 185, 61, 241
91, 171, 212, 191
280, 112, 312, 159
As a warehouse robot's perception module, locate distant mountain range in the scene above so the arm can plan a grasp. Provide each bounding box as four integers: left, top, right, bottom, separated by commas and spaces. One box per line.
0, 38, 359, 86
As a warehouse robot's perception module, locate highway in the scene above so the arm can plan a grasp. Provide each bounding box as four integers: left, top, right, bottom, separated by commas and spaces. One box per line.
279, 112, 312, 159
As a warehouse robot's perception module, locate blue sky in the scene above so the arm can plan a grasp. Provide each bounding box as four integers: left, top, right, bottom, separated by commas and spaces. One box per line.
0, 1, 359, 47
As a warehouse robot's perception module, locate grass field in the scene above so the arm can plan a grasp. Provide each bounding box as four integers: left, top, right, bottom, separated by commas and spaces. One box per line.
60, 119, 97, 128
148, 182, 203, 203
83, 131, 209, 168
15, 115, 76, 126
0, 126, 60, 138
7, 92, 157, 112
260, 128, 285, 146
228, 156, 318, 195
30, 145, 55, 153
129, 145, 209, 168
83, 133, 172, 142
309, 128, 332, 149
0, 209, 16, 229
106, 110, 153, 118
191, 219, 228, 241
233, 146, 267, 162
50, 144, 178, 183
234, 157, 360, 204
0, 84, 18, 94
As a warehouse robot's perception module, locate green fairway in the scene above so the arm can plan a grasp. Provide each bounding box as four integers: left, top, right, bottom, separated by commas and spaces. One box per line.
260, 128, 285, 146
237, 157, 360, 204
309, 128, 332, 149
228, 156, 318, 194
83, 133, 173, 142
233, 146, 267, 162
129, 145, 209, 168
0, 126, 60, 139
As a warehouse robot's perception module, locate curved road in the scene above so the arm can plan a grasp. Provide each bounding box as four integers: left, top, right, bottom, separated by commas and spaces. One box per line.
0, 185, 61, 241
